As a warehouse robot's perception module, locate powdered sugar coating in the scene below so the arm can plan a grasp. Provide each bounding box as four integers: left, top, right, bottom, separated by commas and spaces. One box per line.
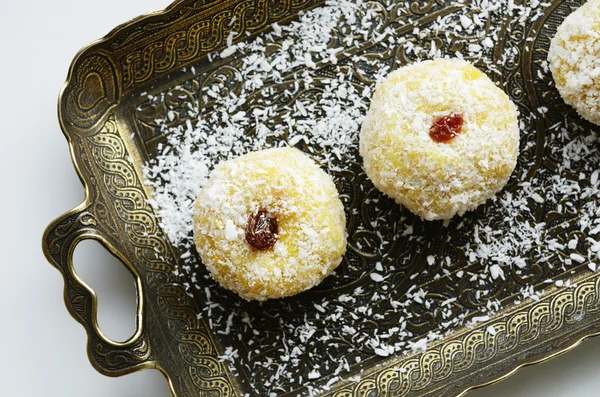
359, 59, 520, 220
193, 147, 347, 300
548, 0, 600, 126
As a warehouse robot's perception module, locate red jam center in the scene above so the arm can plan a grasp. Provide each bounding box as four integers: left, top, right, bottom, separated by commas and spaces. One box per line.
429, 114, 464, 143
245, 210, 279, 250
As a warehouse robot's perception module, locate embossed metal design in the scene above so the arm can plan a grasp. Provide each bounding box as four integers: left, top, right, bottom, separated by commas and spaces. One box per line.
42, 0, 600, 396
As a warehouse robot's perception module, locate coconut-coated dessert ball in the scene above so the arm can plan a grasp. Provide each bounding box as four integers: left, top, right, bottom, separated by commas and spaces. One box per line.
193, 147, 347, 301
548, 0, 600, 126
359, 58, 520, 220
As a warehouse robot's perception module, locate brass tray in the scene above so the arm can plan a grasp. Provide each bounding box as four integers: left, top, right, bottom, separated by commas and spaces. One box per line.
42, 0, 600, 396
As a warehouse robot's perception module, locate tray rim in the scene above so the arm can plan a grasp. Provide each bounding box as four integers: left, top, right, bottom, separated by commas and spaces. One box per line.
42, 0, 600, 396
42, 2, 207, 395
457, 329, 600, 396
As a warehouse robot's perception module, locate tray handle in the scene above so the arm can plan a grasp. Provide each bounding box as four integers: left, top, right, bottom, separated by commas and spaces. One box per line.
42, 202, 156, 376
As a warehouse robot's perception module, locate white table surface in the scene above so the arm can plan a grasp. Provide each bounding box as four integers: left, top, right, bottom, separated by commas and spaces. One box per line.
1, 1, 599, 396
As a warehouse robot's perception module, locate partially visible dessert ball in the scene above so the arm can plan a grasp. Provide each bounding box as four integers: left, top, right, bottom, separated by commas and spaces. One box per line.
549, 0, 600, 125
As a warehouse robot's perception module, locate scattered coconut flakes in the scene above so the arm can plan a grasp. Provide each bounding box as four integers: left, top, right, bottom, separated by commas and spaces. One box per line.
136, 0, 600, 394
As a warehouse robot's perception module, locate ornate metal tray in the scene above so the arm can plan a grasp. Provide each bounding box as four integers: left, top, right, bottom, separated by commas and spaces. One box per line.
43, 0, 600, 396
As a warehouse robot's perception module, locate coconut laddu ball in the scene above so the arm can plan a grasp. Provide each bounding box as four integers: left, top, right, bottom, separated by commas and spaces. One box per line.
193, 147, 347, 301
548, 0, 600, 126
359, 58, 520, 220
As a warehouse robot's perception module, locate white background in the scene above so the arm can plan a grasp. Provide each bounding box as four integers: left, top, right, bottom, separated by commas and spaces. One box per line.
0, 1, 599, 396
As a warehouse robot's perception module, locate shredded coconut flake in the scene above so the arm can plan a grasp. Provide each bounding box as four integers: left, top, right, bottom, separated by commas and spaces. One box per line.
137, 0, 600, 394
